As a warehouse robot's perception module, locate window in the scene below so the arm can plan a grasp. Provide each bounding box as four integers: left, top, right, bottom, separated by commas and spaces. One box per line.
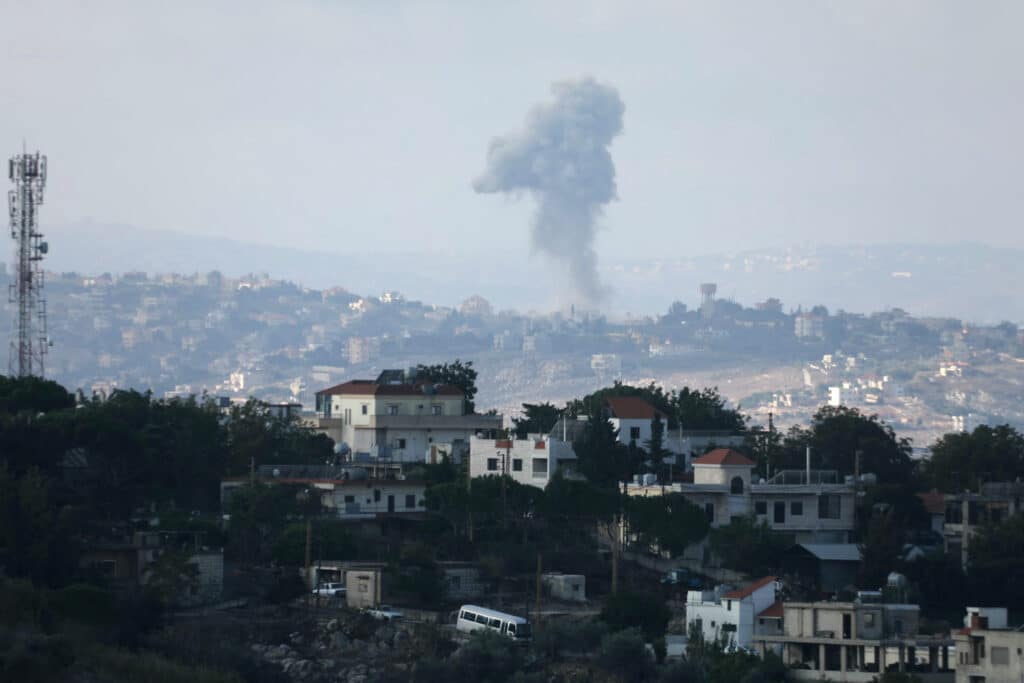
487, 458, 498, 471
512, 458, 523, 471
431, 404, 442, 416
774, 501, 786, 524
374, 489, 381, 502
393, 438, 407, 449
344, 495, 355, 504
448, 575, 461, 589
755, 501, 767, 515
489, 618, 501, 628
344, 408, 352, 424
726, 600, 732, 610
730, 476, 744, 494
629, 427, 641, 440
532, 458, 548, 477
405, 494, 416, 509
361, 404, 368, 415
705, 503, 715, 522
386, 404, 399, 416
791, 501, 804, 516
721, 624, 736, 632
818, 494, 841, 519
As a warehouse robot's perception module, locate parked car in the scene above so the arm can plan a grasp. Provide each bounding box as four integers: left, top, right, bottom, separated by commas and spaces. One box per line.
365, 605, 404, 621
312, 582, 346, 597
661, 569, 703, 590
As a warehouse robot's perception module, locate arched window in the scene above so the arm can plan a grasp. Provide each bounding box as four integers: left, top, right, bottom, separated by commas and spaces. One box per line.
730, 476, 744, 494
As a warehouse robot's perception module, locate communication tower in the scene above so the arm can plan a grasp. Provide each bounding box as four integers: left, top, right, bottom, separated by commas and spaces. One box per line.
699, 282, 717, 321
7, 149, 50, 377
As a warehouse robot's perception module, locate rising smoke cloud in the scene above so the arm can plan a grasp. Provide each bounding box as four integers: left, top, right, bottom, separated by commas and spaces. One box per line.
473, 78, 625, 305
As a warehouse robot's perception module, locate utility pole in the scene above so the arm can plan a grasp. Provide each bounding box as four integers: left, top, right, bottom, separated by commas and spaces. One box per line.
304, 517, 312, 606
535, 553, 543, 628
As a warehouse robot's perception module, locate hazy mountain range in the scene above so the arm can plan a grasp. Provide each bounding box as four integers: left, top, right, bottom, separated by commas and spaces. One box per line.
20, 221, 1023, 324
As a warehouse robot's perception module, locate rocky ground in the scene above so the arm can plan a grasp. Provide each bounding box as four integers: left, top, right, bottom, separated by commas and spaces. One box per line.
249, 611, 427, 683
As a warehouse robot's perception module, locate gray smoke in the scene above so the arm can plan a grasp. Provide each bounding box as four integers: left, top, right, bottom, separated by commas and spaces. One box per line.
473, 78, 625, 305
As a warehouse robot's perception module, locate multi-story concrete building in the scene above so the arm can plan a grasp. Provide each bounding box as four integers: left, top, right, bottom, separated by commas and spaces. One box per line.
686, 576, 778, 651
953, 607, 1024, 683
753, 597, 954, 681
943, 482, 1024, 569
468, 434, 577, 488
315, 370, 502, 463
628, 449, 856, 543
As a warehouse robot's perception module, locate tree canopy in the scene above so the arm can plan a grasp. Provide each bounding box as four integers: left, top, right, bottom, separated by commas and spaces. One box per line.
568, 382, 746, 432
924, 424, 1024, 492
417, 360, 479, 413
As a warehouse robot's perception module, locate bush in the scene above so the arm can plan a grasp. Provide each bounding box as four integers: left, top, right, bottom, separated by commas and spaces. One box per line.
600, 590, 671, 640
52, 584, 117, 626
262, 572, 306, 604
597, 629, 654, 682
532, 618, 608, 660
658, 659, 707, 683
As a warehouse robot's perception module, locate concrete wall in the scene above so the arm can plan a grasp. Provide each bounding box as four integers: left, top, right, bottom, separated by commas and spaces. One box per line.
469, 436, 575, 488
326, 481, 425, 516
346, 569, 382, 609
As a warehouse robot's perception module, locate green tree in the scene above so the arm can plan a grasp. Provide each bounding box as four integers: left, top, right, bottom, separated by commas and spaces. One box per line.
924, 425, 1024, 492
600, 590, 671, 640
780, 406, 914, 486
144, 549, 200, 607
859, 510, 905, 588
967, 513, 1024, 609
573, 412, 633, 489
708, 516, 786, 575
417, 360, 479, 413
628, 494, 709, 557
597, 628, 655, 683
643, 416, 673, 480
0, 375, 75, 415
271, 521, 356, 566
512, 402, 561, 438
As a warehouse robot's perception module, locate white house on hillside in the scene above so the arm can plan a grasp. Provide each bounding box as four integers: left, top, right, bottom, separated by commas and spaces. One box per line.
628, 448, 856, 543
314, 369, 501, 463
605, 396, 667, 449
469, 435, 577, 488
687, 576, 778, 651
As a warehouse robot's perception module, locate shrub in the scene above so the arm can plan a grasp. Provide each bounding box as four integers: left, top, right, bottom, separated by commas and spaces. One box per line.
600, 590, 671, 640
597, 629, 654, 683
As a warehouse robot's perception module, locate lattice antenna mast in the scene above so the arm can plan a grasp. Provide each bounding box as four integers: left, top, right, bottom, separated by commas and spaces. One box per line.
8, 150, 49, 378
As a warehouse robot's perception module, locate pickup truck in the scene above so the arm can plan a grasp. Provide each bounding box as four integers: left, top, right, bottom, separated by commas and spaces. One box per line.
661, 569, 703, 590
364, 605, 403, 622
312, 582, 346, 597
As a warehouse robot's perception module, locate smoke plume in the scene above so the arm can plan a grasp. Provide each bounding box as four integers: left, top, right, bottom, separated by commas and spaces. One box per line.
473, 78, 625, 305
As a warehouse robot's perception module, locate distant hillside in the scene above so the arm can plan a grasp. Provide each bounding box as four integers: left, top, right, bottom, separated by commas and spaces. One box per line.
28, 221, 1024, 322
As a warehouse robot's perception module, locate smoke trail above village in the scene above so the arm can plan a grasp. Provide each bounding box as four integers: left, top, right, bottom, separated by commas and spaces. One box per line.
473, 78, 625, 305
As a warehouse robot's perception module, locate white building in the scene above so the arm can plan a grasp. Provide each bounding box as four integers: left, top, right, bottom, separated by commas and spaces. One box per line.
315, 370, 502, 463
469, 435, 577, 488
605, 397, 668, 450
954, 607, 1023, 683
627, 449, 856, 543
687, 576, 778, 651
221, 474, 426, 518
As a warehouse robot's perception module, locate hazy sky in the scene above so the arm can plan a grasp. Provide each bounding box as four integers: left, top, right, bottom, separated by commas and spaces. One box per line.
3, 1, 1023, 263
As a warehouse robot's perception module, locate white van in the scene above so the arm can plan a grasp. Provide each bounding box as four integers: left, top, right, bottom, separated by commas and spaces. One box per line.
456, 605, 532, 641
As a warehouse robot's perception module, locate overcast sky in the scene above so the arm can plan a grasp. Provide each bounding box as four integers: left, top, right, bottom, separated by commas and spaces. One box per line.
3, 1, 1023, 263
